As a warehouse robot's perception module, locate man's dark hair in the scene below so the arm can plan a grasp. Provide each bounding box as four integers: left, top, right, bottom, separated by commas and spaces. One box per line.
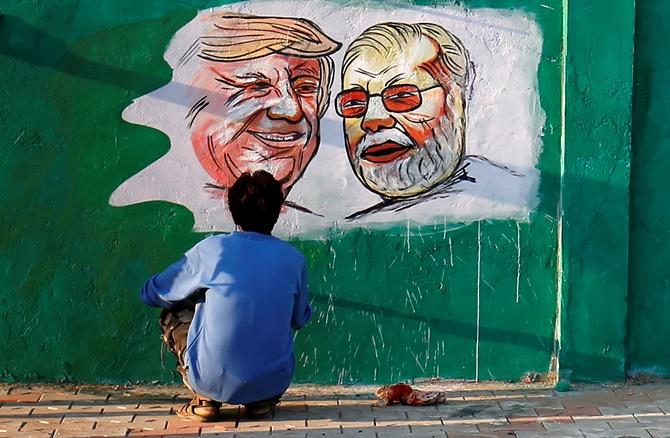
228, 170, 284, 234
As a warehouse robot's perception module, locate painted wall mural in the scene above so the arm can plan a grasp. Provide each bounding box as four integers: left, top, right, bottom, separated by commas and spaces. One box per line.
109, 1, 545, 236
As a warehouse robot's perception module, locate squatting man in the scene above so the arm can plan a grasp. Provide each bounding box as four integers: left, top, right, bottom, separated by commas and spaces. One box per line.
141, 171, 311, 421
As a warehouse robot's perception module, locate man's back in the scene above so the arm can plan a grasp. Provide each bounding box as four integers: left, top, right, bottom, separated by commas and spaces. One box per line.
187, 231, 309, 403
141, 231, 310, 404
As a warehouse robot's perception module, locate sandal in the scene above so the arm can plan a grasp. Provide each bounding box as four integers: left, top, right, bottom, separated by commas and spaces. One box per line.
176, 396, 221, 422
244, 397, 280, 419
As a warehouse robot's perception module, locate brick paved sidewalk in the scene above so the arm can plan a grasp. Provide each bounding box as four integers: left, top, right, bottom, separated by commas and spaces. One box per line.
1, 381, 670, 437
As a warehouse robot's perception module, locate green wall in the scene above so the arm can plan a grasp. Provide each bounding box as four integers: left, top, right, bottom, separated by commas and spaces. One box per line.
0, 0, 662, 385
627, 0, 670, 377
558, 0, 635, 382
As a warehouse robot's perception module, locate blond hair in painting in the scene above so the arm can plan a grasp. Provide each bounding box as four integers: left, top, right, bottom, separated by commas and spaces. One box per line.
178, 14, 341, 117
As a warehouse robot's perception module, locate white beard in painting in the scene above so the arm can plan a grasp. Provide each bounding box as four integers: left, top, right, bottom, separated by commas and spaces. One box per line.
351, 110, 465, 199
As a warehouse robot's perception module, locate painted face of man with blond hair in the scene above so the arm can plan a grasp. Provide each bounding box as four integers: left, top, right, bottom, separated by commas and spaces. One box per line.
186, 14, 340, 200
338, 23, 471, 207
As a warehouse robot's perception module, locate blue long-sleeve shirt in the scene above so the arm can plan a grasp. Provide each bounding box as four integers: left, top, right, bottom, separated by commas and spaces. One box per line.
140, 231, 311, 404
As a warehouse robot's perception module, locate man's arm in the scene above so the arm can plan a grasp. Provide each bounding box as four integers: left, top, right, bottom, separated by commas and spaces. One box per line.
291, 261, 312, 330
140, 244, 205, 309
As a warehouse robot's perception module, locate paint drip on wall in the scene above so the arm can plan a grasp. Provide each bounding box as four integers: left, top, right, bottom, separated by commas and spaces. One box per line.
109, 0, 545, 236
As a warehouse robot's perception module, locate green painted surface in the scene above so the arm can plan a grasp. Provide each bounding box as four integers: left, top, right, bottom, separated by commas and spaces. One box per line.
559, 0, 635, 381
0, 0, 562, 384
627, 0, 670, 377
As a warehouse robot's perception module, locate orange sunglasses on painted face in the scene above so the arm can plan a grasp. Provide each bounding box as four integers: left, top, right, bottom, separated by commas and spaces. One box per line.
335, 84, 441, 118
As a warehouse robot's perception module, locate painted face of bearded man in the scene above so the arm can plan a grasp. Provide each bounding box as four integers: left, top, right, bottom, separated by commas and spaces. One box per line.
338, 22, 470, 199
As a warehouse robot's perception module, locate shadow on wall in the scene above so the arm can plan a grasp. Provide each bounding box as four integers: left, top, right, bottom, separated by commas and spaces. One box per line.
0, 16, 167, 103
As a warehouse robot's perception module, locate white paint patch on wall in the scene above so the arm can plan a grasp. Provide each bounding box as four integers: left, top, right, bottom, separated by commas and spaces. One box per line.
109, 0, 545, 237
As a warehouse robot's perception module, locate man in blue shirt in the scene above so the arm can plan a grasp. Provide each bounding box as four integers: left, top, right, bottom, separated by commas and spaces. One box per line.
140, 170, 312, 421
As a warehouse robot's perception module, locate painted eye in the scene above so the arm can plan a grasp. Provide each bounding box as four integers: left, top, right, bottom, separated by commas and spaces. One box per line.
296, 84, 318, 94
382, 85, 422, 112
336, 89, 369, 118
342, 100, 366, 108
293, 77, 320, 95
388, 92, 414, 99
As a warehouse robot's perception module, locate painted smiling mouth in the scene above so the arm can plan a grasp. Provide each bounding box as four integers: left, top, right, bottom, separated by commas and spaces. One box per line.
250, 131, 305, 143
361, 142, 412, 164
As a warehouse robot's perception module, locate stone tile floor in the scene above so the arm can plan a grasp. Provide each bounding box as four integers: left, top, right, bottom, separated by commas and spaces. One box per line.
1, 381, 670, 437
